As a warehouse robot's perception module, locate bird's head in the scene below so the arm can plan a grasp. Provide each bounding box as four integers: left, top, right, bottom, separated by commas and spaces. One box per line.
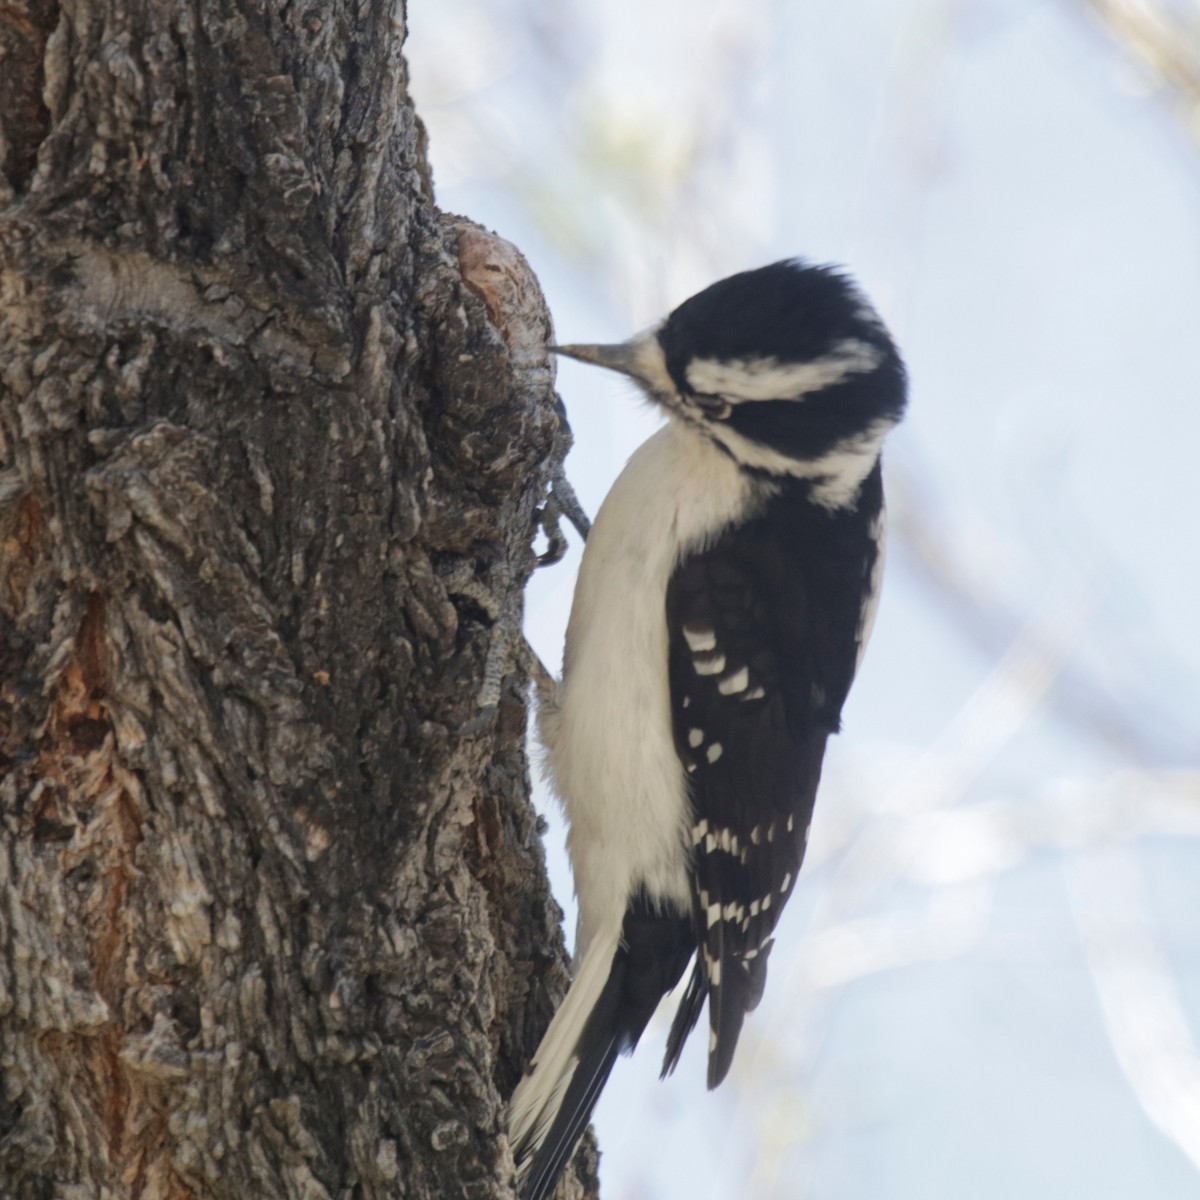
554, 259, 907, 508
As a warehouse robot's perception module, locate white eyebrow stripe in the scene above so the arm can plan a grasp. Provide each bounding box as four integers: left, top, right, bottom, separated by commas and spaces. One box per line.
685, 340, 883, 401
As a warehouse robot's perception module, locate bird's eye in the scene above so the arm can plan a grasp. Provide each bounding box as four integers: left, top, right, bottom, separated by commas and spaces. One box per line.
692, 393, 732, 420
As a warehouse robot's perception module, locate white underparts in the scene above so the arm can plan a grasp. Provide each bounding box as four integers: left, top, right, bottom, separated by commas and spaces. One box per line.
539, 420, 760, 956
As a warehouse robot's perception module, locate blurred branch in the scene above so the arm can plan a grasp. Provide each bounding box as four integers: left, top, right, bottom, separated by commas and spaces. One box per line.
1070, 845, 1200, 1172
778, 771, 1200, 1007
1084, 0, 1200, 138
411, 0, 774, 316
889, 466, 1199, 767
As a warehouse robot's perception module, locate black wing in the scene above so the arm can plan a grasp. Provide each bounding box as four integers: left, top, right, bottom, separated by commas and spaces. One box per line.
662, 467, 884, 1087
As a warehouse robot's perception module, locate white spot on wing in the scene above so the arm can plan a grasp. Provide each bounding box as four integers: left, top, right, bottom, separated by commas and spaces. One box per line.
706, 903, 722, 928
683, 623, 717, 652
694, 653, 726, 676
718, 666, 749, 695
706, 743, 723, 763
743, 685, 766, 701
688, 728, 704, 748
692, 820, 709, 846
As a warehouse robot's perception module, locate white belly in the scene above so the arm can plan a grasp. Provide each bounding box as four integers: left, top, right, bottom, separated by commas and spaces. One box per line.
539, 421, 757, 956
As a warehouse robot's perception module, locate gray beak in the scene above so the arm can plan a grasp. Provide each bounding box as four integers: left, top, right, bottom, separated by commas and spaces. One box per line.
551, 341, 644, 379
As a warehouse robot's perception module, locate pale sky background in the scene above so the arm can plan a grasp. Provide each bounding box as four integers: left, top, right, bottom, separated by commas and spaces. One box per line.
408, 2, 1200, 1197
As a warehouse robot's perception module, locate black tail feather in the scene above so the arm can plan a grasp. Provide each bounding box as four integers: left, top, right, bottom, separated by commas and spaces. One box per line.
661, 956, 705, 1078
521, 1031, 621, 1200
706, 937, 775, 1089
516, 897, 694, 1200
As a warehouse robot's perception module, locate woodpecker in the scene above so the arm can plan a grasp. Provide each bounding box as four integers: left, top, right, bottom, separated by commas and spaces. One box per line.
509, 259, 907, 1199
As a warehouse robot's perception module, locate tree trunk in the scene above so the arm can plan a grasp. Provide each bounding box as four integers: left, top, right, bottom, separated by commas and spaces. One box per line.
0, 3, 588, 1197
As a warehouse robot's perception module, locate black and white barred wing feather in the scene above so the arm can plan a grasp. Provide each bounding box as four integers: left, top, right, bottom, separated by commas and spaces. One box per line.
662, 467, 885, 1087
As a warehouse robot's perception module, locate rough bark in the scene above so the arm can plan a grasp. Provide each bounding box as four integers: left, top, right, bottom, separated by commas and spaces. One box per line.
0, 2, 589, 1198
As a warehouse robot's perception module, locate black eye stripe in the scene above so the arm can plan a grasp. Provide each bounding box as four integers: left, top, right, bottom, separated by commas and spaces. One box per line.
690, 392, 731, 419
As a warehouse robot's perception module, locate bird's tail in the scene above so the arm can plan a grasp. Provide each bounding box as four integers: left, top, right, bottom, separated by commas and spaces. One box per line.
508, 923, 623, 1200
508, 900, 695, 1200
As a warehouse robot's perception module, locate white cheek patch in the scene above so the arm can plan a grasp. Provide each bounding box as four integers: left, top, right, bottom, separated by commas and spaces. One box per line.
685, 339, 883, 402
706, 416, 893, 511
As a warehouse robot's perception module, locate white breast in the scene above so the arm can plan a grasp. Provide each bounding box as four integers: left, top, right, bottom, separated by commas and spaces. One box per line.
539, 421, 758, 957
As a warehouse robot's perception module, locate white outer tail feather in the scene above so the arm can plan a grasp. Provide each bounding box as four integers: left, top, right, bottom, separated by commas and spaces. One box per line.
508, 923, 622, 1182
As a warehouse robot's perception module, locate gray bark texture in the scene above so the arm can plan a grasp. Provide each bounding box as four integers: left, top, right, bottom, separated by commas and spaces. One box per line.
0, 2, 594, 1198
